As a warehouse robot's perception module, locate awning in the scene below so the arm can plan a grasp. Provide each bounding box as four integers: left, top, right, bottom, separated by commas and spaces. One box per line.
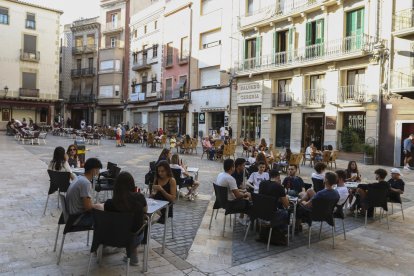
200, 107, 226, 112
159, 104, 185, 112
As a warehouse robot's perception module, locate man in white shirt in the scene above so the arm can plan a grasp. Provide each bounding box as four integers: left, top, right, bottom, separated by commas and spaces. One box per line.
248, 162, 269, 193
219, 126, 225, 140
216, 159, 251, 212
334, 170, 349, 206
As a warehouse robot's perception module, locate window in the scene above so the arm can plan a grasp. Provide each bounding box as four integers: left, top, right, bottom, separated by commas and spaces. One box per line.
88, 58, 93, 68
111, 13, 118, 28
75, 36, 83, 47
87, 35, 94, 47
26, 13, 35, 29
151, 77, 157, 92
346, 8, 365, 50
76, 59, 81, 69
347, 69, 365, 86
180, 37, 189, 59
245, 38, 258, 59
22, 72, 37, 89
23, 34, 37, 54
153, 44, 158, 58
142, 76, 147, 94
166, 43, 173, 66
110, 37, 117, 48
178, 75, 187, 97
305, 19, 324, 46
200, 66, 220, 87
59, 57, 62, 73
200, 29, 221, 49
0, 7, 9, 25
247, 0, 255, 16
114, 85, 120, 96
277, 79, 291, 106
100, 60, 121, 71
166, 78, 173, 99
201, 0, 219, 15
99, 85, 114, 98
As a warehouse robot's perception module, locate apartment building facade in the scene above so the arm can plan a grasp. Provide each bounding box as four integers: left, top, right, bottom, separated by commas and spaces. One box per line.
128, 0, 164, 131
97, 0, 130, 127
232, 0, 387, 153
0, 0, 62, 130
187, 0, 234, 138
379, 0, 414, 166
60, 18, 100, 128
158, 0, 192, 136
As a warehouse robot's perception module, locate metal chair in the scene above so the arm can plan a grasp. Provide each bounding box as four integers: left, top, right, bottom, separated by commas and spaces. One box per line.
388, 192, 404, 220
364, 186, 390, 229
43, 170, 71, 215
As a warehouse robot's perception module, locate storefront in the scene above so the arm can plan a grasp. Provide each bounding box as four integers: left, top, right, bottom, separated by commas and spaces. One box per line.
159, 103, 187, 136
236, 81, 263, 141
302, 113, 325, 149
275, 114, 291, 148
131, 110, 159, 131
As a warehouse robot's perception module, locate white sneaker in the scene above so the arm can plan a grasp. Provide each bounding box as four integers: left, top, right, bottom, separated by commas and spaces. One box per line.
404, 166, 410, 170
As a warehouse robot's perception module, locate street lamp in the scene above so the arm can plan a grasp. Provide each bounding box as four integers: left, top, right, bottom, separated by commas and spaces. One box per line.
4, 85, 8, 97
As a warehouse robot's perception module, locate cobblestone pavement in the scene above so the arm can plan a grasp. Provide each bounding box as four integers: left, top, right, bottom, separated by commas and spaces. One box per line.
2, 133, 414, 275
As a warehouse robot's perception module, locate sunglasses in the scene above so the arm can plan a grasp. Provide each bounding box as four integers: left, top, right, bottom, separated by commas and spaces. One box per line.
70, 148, 76, 151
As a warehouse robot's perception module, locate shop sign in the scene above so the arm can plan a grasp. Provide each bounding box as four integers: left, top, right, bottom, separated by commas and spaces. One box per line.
199, 113, 205, 124
237, 82, 263, 104
325, 116, 337, 130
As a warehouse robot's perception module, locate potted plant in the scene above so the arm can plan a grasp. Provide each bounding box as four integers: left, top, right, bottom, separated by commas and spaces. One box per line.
362, 144, 375, 165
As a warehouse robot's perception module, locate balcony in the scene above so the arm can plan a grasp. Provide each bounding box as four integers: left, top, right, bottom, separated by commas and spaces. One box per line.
71, 69, 82, 78
240, 0, 334, 31
130, 91, 162, 103
19, 88, 39, 98
303, 88, 326, 106
390, 68, 414, 93
20, 50, 40, 62
272, 92, 292, 108
82, 68, 96, 76
164, 90, 188, 101
103, 22, 123, 34
72, 44, 97, 55
236, 34, 379, 75
393, 9, 414, 38
178, 54, 189, 65
132, 59, 151, 71
337, 85, 367, 104
69, 94, 96, 103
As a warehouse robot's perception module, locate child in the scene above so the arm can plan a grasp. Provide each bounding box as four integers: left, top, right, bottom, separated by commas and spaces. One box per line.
248, 161, 269, 193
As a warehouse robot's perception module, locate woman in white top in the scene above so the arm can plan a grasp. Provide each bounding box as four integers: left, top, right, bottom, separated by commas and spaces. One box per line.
311, 162, 326, 180
170, 154, 200, 200
48, 146, 76, 181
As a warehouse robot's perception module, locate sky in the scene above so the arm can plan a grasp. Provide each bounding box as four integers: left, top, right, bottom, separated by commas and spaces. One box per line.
22, 0, 101, 25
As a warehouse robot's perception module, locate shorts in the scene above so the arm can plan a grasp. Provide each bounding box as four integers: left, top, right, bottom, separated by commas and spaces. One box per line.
183, 177, 194, 186
404, 150, 411, 158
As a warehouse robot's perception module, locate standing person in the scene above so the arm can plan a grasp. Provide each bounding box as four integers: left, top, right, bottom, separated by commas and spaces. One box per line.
116, 124, 122, 147
151, 161, 177, 224
104, 172, 147, 266
228, 126, 233, 139
66, 117, 72, 128
121, 124, 126, 147
66, 158, 103, 226
220, 125, 225, 141
403, 134, 414, 170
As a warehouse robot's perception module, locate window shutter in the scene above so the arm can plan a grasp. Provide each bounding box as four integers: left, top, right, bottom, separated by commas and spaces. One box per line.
288, 27, 295, 51
27, 13, 35, 21
274, 31, 279, 53
255, 36, 261, 57
316, 19, 324, 44
24, 35, 37, 53
305, 22, 312, 46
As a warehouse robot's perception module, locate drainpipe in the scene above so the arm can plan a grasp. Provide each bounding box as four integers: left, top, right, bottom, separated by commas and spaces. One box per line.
188, 4, 192, 101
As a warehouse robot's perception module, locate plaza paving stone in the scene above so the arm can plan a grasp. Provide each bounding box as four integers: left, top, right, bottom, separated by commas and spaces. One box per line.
1, 133, 414, 275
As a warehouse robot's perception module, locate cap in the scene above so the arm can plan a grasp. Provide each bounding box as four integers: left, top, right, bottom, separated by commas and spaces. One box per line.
390, 168, 402, 176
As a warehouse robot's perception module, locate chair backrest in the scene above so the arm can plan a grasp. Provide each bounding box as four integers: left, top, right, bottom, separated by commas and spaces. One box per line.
289, 153, 300, 165
331, 150, 339, 161
47, 170, 71, 194
366, 185, 389, 210
223, 144, 231, 156
192, 138, 198, 149
33, 131, 40, 138
214, 140, 223, 148
107, 162, 117, 171
149, 161, 156, 172
311, 178, 325, 193
251, 193, 278, 222
322, 150, 331, 162
213, 183, 228, 209
171, 168, 183, 185
90, 209, 134, 254
111, 166, 121, 178
310, 196, 338, 226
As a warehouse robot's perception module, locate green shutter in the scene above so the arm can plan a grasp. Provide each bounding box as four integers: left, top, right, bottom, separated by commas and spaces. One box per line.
288, 27, 295, 61
357, 8, 364, 35
255, 36, 261, 67
243, 39, 247, 59
274, 31, 279, 53
306, 22, 312, 46
316, 19, 324, 44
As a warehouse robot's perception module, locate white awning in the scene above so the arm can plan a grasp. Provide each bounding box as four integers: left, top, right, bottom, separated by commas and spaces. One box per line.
159, 104, 185, 112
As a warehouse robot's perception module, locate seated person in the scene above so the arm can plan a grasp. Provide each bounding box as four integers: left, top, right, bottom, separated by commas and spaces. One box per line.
151, 161, 177, 224
258, 138, 267, 152
66, 158, 103, 226
49, 146, 76, 181
216, 159, 251, 221
259, 169, 289, 210
170, 135, 177, 149
387, 168, 405, 202
356, 168, 389, 213
157, 148, 172, 164
242, 138, 251, 151
280, 148, 292, 163
232, 158, 246, 189
170, 154, 200, 200
247, 150, 258, 164
104, 172, 147, 266
282, 165, 305, 197
295, 172, 340, 230
345, 161, 361, 182
255, 152, 270, 172
248, 161, 269, 193
66, 144, 80, 168
311, 162, 326, 180
335, 170, 350, 206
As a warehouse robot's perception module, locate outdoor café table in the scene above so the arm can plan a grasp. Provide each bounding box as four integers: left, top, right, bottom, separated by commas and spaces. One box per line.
345, 182, 359, 189
72, 168, 108, 176
288, 195, 299, 238
143, 198, 169, 272
187, 167, 199, 180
